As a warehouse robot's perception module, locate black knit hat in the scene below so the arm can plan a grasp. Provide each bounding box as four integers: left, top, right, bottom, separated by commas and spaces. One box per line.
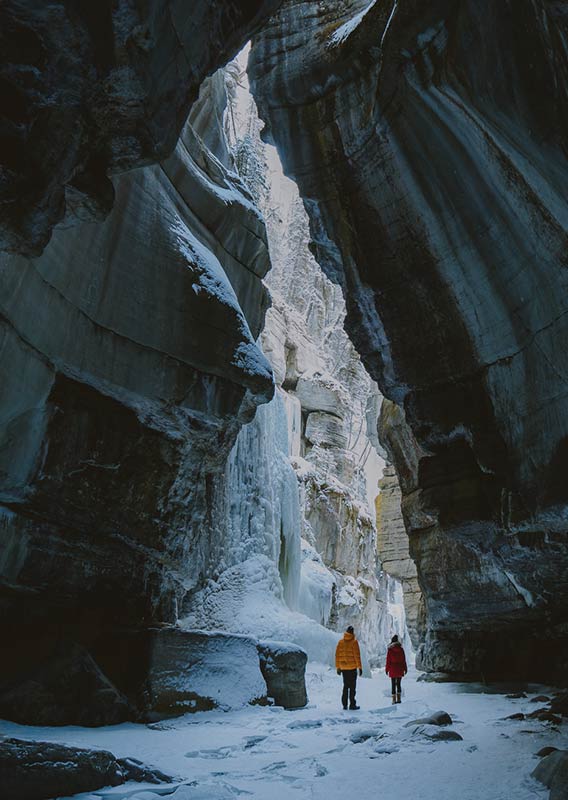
346, 625, 354, 633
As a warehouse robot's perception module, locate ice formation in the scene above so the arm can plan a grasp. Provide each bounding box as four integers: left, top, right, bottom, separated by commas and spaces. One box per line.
182, 52, 411, 669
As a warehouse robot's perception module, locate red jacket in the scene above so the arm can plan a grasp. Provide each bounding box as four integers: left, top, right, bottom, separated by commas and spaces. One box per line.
386, 642, 407, 678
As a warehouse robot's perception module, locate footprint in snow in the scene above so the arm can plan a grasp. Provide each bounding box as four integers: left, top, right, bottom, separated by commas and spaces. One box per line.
243, 735, 267, 749
184, 746, 235, 759
287, 719, 323, 730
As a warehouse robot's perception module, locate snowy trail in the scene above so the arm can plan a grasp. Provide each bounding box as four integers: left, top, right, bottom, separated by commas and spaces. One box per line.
2, 667, 565, 800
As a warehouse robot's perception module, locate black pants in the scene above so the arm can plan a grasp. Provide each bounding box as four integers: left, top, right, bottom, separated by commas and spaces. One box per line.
391, 676, 402, 694
341, 669, 357, 708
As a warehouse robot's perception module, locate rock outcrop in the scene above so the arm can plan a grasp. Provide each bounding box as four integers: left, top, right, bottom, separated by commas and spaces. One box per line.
0, 69, 274, 714
259, 161, 390, 664
250, 0, 568, 681
0, 0, 282, 256
120, 628, 269, 717
376, 465, 423, 650
257, 640, 308, 709
0, 738, 174, 800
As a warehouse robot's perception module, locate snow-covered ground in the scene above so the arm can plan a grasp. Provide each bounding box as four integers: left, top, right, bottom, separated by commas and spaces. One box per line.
3, 666, 565, 800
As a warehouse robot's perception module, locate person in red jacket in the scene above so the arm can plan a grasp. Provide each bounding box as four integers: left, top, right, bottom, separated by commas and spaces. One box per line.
385, 634, 407, 703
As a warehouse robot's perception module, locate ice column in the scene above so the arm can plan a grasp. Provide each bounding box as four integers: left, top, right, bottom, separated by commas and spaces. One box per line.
224, 388, 301, 610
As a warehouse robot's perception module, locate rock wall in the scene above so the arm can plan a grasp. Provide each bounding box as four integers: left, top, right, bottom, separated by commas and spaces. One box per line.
259, 143, 395, 664
0, 70, 275, 702
181, 81, 398, 667
0, 0, 282, 256
375, 464, 423, 650
249, 0, 568, 681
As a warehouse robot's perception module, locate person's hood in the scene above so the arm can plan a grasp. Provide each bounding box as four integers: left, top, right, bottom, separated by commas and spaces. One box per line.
343, 632, 355, 641
388, 641, 402, 649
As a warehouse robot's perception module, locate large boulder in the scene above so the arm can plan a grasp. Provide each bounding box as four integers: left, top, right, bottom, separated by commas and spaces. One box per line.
257, 640, 308, 709
532, 750, 568, 800
0, 738, 174, 800
0, 642, 131, 726
0, 739, 124, 800
133, 628, 268, 718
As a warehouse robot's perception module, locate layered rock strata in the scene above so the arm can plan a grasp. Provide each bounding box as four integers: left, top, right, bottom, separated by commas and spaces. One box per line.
0, 0, 282, 256
180, 86, 395, 667
250, 0, 568, 681
259, 154, 392, 663
376, 464, 423, 650
0, 72, 275, 710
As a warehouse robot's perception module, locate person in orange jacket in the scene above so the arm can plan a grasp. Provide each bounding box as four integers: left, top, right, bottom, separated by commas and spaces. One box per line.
335, 625, 362, 710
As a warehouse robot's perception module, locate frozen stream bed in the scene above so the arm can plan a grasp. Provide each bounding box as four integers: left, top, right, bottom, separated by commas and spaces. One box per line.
2, 666, 566, 800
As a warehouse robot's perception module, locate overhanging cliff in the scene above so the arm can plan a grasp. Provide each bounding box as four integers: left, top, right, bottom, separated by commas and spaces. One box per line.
250, 0, 568, 681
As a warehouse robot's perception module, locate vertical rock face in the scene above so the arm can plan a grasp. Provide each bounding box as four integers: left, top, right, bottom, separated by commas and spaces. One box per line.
0, 70, 274, 700
376, 464, 423, 650
181, 81, 396, 667
259, 150, 391, 663
250, 0, 568, 680
0, 0, 282, 256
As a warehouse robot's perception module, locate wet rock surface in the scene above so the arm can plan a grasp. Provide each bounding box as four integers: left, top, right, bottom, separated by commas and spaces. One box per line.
249, 0, 568, 682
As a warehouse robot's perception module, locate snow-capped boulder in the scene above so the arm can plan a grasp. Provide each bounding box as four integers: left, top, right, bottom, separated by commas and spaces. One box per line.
138, 629, 268, 718
257, 640, 308, 709
404, 710, 452, 728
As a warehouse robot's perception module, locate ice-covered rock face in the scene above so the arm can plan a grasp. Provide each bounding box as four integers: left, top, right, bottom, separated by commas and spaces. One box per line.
0, 0, 282, 256
250, 0, 568, 680
0, 71, 274, 694
258, 145, 390, 664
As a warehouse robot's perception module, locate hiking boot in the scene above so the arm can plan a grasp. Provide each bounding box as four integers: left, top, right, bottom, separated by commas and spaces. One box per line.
396, 693, 402, 704
343, 705, 348, 710
349, 705, 360, 710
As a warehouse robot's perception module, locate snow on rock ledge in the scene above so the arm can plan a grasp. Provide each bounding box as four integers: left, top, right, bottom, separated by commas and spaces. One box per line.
120, 628, 307, 717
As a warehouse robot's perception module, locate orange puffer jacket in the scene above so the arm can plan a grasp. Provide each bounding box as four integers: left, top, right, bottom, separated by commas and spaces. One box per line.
335, 632, 362, 671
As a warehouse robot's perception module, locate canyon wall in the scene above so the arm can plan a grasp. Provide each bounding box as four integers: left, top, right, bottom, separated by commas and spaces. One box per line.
375, 464, 423, 651
0, 0, 281, 256
261, 174, 390, 664
0, 70, 275, 702
181, 78, 401, 668
250, 0, 568, 681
